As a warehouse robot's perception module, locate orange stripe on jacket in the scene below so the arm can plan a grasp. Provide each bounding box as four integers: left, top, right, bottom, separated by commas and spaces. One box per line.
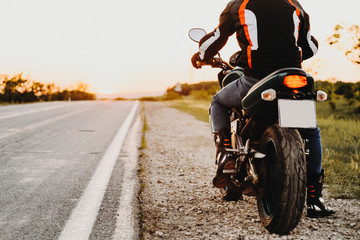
288, 0, 301, 60
288, 0, 300, 17
239, 0, 252, 69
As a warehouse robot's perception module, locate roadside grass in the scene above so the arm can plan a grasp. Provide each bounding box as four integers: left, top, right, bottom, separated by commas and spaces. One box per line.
137, 102, 155, 239
141, 114, 147, 150
169, 98, 360, 199
316, 96, 360, 120
169, 99, 210, 123
317, 117, 360, 198
316, 98, 360, 198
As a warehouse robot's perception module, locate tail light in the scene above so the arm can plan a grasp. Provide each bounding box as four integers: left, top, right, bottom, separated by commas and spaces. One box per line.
283, 75, 307, 89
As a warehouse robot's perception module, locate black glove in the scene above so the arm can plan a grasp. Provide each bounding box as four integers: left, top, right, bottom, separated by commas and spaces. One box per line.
191, 52, 202, 69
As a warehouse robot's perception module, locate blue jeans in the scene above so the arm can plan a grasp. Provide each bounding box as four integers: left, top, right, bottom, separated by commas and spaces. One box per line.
210, 77, 322, 174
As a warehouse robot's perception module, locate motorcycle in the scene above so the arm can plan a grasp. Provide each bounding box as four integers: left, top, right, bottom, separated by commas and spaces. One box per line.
189, 28, 328, 234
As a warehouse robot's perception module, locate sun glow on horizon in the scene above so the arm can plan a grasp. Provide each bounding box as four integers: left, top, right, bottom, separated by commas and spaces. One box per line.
96, 89, 118, 95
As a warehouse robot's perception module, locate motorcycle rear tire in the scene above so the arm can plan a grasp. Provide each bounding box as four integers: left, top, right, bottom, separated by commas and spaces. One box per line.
256, 124, 306, 234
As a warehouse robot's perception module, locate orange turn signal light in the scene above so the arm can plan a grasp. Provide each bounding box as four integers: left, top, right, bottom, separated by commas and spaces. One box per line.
283, 75, 307, 89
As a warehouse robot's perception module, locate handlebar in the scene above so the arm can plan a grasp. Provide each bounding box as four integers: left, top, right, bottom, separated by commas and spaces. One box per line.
196, 57, 234, 70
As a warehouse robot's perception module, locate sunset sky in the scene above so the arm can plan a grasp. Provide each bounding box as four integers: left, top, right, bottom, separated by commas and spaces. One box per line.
0, 0, 359, 95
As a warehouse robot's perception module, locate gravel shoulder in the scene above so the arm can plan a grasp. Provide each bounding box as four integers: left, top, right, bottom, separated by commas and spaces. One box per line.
139, 102, 360, 240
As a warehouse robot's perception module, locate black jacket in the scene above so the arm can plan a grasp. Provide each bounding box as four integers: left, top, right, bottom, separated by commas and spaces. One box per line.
198, 0, 318, 79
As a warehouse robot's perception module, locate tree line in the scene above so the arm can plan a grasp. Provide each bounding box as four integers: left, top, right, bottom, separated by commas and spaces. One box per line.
165, 81, 220, 100
315, 80, 360, 113
166, 80, 360, 100
0, 73, 95, 103
315, 81, 360, 101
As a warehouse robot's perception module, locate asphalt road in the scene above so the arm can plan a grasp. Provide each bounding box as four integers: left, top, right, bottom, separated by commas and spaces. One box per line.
0, 101, 141, 240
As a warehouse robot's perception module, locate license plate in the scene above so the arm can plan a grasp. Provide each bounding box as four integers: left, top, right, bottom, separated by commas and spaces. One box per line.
278, 99, 317, 128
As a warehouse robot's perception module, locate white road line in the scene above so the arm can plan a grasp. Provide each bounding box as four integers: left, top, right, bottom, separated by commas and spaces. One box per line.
58, 101, 139, 240
113, 116, 141, 240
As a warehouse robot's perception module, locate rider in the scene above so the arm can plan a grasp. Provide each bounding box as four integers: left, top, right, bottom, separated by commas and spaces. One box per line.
191, 0, 334, 217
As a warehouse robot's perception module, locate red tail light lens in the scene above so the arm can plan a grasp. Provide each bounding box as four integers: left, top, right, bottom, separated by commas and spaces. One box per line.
283, 75, 307, 89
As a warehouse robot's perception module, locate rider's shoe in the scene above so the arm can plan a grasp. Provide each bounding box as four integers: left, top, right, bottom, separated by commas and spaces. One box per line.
212, 128, 235, 188
222, 188, 243, 202
307, 169, 335, 218
213, 152, 236, 188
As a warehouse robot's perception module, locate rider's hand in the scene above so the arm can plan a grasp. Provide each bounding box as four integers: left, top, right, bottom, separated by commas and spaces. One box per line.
191, 52, 203, 69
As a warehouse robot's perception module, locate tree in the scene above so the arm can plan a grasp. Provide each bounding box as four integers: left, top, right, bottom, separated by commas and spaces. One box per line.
334, 82, 354, 100
75, 81, 89, 92
1, 73, 28, 103
32, 81, 45, 99
327, 24, 360, 64
44, 83, 56, 101
0, 73, 96, 102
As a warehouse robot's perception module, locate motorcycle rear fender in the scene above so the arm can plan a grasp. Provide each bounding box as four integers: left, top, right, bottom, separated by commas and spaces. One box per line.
241, 68, 314, 115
